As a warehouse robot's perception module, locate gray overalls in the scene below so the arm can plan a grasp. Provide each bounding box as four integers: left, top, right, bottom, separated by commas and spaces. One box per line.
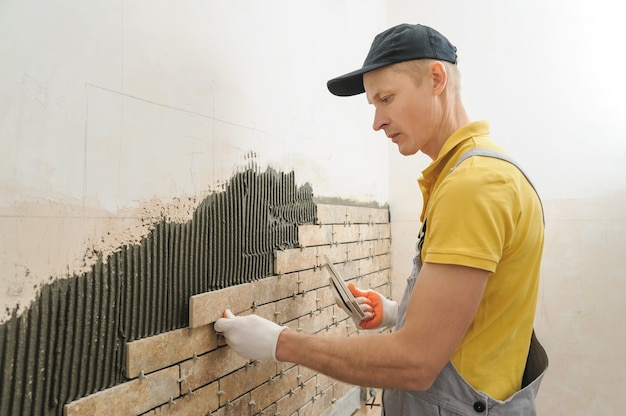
383, 149, 549, 415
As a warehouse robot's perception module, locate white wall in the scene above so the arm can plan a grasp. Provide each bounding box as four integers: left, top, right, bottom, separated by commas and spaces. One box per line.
386, 1, 626, 414
0, 0, 389, 320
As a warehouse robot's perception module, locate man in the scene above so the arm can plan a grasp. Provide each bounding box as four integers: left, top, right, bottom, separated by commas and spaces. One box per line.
215, 23, 548, 414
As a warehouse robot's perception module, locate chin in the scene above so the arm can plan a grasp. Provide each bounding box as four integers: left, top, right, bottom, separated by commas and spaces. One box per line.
397, 145, 418, 156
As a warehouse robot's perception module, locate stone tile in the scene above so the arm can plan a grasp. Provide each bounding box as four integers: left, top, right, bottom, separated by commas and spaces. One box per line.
64, 366, 179, 416
219, 359, 276, 404
283, 319, 299, 335
274, 246, 318, 275
317, 204, 382, 225
359, 223, 391, 241
316, 320, 346, 337
145, 381, 219, 415
274, 290, 318, 325
366, 268, 391, 290
378, 223, 391, 239
342, 241, 371, 262
315, 373, 338, 393
126, 325, 217, 378
295, 366, 317, 386
373, 282, 391, 299
297, 305, 334, 334
333, 244, 361, 266
372, 239, 391, 256
346, 319, 362, 337
249, 365, 299, 411
373, 252, 391, 270
346, 206, 389, 224
315, 204, 348, 225
352, 269, 375, 291
333, 381, 356, 400
298, 224, 332, 247
371, 207, 389, 224
360, 253, 392, 275
354, 254, 376, 276
330, 223, 360, 244
297, 268, 330, 293
250, 272, 300, 306
189, 283, 253, 328
317, 289, 339, 316
297, 387, 334, 416
356, 224, 375, 242
212, 392, 252, 416
317, 315, 359, 338
318, 244, 351, 266
276, 361, 298, 376
330, 257, 361, 280
275, 378, 317, 416
250, 301, 276, 322
358, 240, 390, 262
180, 347, 248, 395
256, 402, 277, 416
347, 206, 374, 224
332, 306, 354, 326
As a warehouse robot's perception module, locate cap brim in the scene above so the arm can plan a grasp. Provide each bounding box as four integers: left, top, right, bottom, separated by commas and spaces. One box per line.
327, 62, 393, 97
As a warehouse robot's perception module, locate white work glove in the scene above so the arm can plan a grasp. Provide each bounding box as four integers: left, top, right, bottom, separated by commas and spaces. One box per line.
347, 283, 398, 330
214, 309, 288, 361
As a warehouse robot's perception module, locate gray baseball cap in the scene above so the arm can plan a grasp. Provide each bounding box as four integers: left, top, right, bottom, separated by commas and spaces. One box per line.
327, 23, 457, 97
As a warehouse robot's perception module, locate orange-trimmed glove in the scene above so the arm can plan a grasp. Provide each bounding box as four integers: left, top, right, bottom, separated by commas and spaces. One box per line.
348, 283, 398, 330
214, 309, 287, 361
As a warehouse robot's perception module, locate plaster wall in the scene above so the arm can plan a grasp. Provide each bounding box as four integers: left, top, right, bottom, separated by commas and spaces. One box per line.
0, 0, 389, 321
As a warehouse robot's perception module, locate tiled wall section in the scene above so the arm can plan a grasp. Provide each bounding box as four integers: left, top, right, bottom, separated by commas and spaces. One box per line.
64, 204, 391, 416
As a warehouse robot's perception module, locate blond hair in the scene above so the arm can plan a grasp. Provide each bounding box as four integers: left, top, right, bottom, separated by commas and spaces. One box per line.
391, 59, 461, 97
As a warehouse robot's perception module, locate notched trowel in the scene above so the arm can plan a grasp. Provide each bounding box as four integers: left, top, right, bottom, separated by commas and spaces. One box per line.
323, 255, 365, 321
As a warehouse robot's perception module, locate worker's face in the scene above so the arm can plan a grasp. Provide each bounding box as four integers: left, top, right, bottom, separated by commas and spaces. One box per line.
364, 65, 438, 157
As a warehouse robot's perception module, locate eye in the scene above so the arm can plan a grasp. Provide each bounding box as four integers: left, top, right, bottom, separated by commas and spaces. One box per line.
381, 95, 391, 104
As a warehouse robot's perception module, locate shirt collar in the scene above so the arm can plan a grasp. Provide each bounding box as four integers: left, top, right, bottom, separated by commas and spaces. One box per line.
417, 120, 491, 221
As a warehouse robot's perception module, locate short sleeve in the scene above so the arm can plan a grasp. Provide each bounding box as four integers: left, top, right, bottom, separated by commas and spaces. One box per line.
422, 159, 521, 272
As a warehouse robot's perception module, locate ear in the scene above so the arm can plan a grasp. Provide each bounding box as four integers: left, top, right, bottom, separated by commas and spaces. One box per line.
430, 61, 448, 96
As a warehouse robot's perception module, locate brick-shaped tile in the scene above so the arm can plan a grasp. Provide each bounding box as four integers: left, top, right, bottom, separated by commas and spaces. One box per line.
64, 367, 180, 416
126, 325, 217, 378
189, 284, 253, 328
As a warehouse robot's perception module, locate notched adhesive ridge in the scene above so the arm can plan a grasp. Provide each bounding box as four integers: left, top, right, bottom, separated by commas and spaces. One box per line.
0, 167, 316, 416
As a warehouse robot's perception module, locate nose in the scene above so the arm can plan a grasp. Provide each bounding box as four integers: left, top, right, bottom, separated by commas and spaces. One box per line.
372, 107, 388, 132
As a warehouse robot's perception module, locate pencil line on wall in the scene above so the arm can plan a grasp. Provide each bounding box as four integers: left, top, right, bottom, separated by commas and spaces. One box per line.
84, 83, 274, 136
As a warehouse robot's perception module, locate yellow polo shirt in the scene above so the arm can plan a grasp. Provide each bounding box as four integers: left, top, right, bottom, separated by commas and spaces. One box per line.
418, 121, 544, 400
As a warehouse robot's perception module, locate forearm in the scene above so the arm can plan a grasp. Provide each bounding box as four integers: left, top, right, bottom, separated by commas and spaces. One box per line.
215, 263, 487, 391
275, 329, 435, 391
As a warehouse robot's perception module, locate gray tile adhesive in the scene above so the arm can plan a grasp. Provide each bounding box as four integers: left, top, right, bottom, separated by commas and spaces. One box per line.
0, 167, 318, 416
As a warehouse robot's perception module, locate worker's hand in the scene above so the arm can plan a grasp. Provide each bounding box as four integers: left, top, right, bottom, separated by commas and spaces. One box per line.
214, 309, 288, 361
348, 283, 398, 330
